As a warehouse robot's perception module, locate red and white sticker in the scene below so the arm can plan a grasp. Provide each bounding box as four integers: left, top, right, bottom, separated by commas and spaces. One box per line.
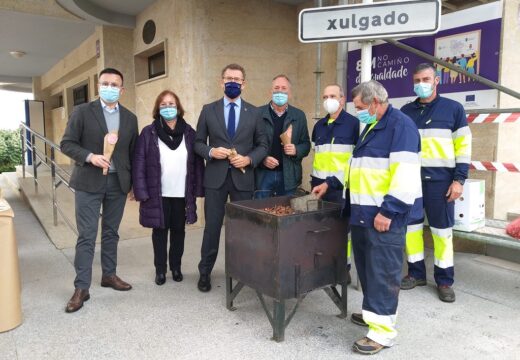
470, 161, 520, 172
466, 113, 520, 124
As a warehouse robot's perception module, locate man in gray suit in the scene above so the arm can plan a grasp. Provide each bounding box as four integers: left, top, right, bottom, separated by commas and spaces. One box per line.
195, 63, 268, 292
60, 68, 139, 312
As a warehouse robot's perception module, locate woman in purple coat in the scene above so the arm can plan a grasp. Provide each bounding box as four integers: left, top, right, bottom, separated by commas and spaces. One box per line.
133, 90, 204, 285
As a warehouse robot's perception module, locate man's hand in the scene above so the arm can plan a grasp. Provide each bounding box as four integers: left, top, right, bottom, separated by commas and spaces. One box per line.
229, 154, 251, 169
283, 144, 296, 156
263, 156, 279, 169
374, 213, 392, 232
446, 181, 463, 202
90, 154, 111, 169
211, 147, 232, 159
311, 182, 329, 199
128, 188, 135, 201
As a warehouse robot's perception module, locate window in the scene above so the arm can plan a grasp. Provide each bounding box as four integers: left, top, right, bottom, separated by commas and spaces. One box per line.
134, 40, 167, 84
72, 84, 88, 106
148, 51, 165, 79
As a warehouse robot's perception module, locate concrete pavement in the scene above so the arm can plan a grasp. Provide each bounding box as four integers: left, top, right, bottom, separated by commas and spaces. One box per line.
1, 173, 520, 359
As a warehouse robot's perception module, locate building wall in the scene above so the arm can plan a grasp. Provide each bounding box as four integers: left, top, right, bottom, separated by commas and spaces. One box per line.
33, 32, 99, 164
134, 0, 302, 129
493, 0, 520, 219
97, 26, 136, 113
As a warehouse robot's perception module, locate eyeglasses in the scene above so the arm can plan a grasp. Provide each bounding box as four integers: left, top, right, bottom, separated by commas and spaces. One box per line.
222, 76, 244, 84
100, 82, 121, 89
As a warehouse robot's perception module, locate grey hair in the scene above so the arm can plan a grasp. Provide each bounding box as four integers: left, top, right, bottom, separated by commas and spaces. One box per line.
324, 84, 344, 97
272, 74, 292, 85
351, 80, 388, 105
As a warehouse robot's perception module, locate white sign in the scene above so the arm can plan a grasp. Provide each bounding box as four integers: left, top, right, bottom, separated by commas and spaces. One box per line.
299, 0, 441, 43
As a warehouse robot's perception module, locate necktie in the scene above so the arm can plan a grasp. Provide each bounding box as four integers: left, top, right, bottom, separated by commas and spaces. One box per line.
227, 102, 236, 139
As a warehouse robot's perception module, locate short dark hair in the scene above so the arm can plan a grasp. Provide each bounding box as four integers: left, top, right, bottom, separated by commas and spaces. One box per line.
152, 90, 185, 119
221, 63, 246, 80
99, 68, 124, 85
414, 63, 436, 75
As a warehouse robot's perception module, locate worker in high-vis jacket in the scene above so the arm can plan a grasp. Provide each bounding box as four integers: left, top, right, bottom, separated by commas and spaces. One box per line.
339, 80, 421, 355
400, 63, 472, 303
310, 84, 359, 283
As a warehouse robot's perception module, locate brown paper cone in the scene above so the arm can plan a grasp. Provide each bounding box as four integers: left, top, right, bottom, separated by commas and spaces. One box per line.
103, 132, 118, 175
280, 124, 293, 145
228, 148, 246, 174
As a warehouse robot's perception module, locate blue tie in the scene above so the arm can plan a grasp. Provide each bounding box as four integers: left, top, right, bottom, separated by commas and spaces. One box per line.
227, 102, 236, 139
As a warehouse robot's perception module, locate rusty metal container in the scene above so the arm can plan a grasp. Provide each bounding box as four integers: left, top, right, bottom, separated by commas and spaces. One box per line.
225, 196, 348, 342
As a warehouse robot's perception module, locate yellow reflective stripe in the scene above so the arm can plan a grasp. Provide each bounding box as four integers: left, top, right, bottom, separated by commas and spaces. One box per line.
312, 150, 352, 184
406, 225, 424, 258
453, 132, 472, 160
421, 137, 455, 160
349, 167, 390, 196
313, 152, 352, 170
346, 236, 351, 259
430, 226, 454, 268
388, 161, 422, 205
363, 310, 397, 346
362, 121, 378, 141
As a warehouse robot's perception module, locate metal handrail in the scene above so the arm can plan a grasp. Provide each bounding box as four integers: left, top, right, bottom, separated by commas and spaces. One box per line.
19, 123, 78, 235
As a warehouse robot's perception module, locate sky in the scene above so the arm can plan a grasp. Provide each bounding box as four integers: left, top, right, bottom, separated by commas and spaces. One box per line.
0, 90, 34, 130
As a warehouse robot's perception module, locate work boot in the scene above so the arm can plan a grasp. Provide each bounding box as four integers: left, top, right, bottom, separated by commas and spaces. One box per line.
437, 285, 456, 303
351, 312, 368, 327
400, 275, 427, 290
352, 337, 386, 355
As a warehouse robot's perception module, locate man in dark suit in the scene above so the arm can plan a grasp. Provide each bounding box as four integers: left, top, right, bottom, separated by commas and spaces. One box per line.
195, 63, 268, 292
60, 68, 139, 313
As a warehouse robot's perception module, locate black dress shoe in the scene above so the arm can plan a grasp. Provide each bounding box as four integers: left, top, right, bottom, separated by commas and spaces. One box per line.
197, 274, 211, 292
155, 273, 166, 286
172, 269, 183, 282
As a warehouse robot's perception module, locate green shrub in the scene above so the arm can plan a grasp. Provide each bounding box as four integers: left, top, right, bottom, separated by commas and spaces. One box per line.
0, 129, 22, 173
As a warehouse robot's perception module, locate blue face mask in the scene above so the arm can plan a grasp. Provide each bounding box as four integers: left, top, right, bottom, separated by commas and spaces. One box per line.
414, 82, 434, 99
356, 105, 377, 125
272, 92, 288, 106
159, 106, 177, 121
99, 86, 120, 103
224, 82, 242, 99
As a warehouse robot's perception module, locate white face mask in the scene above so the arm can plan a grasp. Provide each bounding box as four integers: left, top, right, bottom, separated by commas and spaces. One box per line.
323, 98, 341, 115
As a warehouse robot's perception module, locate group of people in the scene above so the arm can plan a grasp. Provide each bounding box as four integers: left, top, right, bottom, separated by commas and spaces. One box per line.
60, 62, 471, 355
436, 51, 479, 85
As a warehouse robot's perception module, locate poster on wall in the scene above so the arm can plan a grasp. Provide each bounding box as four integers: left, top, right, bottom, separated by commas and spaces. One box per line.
346, 1, 502, 111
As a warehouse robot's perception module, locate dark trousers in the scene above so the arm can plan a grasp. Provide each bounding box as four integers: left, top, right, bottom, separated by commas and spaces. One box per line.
351, 225, 405, 316
255, 170, 295, 199
408, 180, 455, 286
198, 171, 252, 275
152, 197, 186, 274
74, 173, 127, 289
